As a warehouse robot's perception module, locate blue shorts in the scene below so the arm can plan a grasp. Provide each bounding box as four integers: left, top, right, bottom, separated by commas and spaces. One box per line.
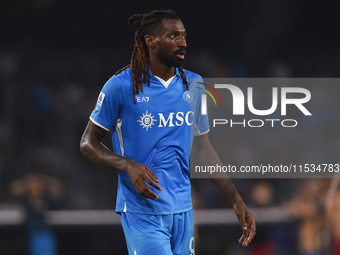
28, 230, 57, 255
120, 209, 195, 255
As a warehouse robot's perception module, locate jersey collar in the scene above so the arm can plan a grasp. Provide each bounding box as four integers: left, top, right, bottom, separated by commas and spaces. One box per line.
148, 67, 181, 78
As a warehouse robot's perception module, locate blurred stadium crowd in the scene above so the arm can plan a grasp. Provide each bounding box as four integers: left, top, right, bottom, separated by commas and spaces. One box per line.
1, 0, 340, 254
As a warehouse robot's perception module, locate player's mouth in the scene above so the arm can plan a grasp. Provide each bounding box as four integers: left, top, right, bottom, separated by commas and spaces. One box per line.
176, 50, 186, 59
177, 53, 185, 60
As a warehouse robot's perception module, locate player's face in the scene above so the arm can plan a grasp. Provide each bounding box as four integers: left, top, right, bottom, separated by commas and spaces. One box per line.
154, 18, 187, 67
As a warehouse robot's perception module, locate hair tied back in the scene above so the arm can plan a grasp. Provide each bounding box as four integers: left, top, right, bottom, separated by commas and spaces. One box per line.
128, 14, 145, 28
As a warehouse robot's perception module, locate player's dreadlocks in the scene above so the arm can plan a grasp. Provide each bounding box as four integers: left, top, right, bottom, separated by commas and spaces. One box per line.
115, 9, 189, 102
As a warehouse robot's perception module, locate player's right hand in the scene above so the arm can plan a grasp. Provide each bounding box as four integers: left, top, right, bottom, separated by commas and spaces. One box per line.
125, 159, 162, 200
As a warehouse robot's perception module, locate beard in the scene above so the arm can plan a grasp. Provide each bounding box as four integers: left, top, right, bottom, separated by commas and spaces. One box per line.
156, 48, 185, 68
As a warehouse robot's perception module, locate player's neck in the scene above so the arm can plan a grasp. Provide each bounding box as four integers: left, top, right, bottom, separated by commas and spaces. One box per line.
149, 60, 175, 81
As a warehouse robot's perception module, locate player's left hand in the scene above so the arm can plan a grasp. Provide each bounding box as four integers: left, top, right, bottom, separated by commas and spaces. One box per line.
233, 201, 256, 246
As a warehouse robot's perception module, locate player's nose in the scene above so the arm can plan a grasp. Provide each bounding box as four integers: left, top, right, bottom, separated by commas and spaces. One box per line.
178, 37, 187, 48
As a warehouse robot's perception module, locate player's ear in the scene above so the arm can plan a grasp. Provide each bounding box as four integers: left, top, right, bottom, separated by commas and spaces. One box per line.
145, 35, 155, 49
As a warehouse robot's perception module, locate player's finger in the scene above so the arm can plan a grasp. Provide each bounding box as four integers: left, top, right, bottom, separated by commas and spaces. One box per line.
238, 215, 248, 232
142, 187, 159, 200
244, 229, 256, 246
241, 225, 256, 246
135, 179, 159, 200
238, 230, 247, 244
236, 212, 248, 244
244, 222, 256, 246
146, 168, 160, 183
145, 173, 162, 191
139, 185, 159, 200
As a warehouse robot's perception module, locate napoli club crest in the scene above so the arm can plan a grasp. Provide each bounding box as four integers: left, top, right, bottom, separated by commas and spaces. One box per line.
183, 91, 193, 103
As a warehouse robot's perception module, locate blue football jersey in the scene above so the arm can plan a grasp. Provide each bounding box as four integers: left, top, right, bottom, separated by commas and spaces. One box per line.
90, 67, 209, 215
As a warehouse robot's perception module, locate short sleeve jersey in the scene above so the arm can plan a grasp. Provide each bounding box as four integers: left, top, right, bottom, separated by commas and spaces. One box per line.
90, 67, 209, 215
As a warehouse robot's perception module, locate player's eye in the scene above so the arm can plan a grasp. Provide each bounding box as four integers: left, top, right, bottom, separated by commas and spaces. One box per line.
170, 34, 176, 39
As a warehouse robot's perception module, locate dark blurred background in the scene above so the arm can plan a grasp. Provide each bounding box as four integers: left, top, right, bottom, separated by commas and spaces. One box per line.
1, 0, 340, 254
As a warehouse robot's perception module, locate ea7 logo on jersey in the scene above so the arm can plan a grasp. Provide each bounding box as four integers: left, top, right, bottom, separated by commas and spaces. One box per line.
136, 97, 150, 103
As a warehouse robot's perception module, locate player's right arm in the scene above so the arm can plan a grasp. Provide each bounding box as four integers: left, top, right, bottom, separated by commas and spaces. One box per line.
80, 117, 161, 201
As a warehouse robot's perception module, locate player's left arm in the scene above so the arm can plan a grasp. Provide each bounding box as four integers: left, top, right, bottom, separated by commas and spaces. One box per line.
191, 133, 256, 246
